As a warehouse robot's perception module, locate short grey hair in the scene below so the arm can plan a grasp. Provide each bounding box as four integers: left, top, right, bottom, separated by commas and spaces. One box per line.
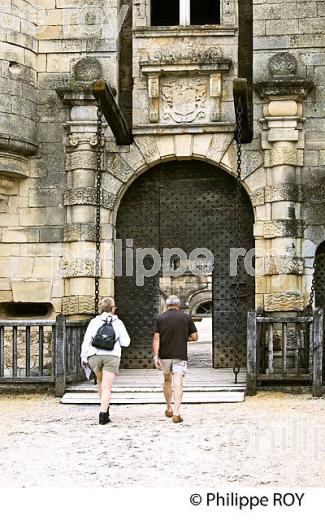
99, 297, 115, 313
166, 295, 180, 306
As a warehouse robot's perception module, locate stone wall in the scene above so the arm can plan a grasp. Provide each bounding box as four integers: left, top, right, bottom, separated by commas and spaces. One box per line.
0, 0, 120, 318
253, 0, 325, 311
0, 0, 324, 328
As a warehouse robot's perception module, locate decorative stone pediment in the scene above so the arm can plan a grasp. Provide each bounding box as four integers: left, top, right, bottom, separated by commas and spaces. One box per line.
140, 47, 232, 125
140, 47, 231, 72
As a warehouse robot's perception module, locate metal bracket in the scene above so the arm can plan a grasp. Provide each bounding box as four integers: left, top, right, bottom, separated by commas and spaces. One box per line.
233, 78, 253, 144
92, 80, 132, 146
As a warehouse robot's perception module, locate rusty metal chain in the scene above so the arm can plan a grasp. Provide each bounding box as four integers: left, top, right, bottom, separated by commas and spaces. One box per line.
305, 253, 325, 315
234, 97, 243, 383
305, 257, 317, 316
95, 106, 104, 315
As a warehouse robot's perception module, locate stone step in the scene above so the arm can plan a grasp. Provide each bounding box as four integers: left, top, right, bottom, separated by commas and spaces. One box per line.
66, 385, 246, 394
60, 390, 245, 405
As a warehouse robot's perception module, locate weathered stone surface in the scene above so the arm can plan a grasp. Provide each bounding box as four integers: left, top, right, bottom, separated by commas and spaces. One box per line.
39, 227, 63, 243
11, 281, 52, 303
265, 184, 302, 203
29, 188, 61, 207
268, 52, 298, 77
2, 227, 40, 243
0, 195, 8, 213
63, 223, 96, 242
134, 136, 160, 164
264, 293, 304, 312
73, 57, 102, 82
120, 145, 146, 173
265, 256, 304, 275
264, 220, 304, 238
206, 134, 233, 164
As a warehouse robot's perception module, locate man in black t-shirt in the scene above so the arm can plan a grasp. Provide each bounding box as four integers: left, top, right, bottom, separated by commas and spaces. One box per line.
152, 295, 198, 423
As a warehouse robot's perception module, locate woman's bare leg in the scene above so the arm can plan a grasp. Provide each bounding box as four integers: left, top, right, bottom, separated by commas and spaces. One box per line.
96, 371, 103, 401
100, 370, 115, 412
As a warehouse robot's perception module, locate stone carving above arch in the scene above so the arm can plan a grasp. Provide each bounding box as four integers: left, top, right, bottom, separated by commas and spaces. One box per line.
110, 132, 257, 224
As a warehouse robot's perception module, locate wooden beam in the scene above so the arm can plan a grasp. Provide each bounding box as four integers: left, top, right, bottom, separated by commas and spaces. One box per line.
92, 80, 132, 145
233, 78, 253, 144
55, 314, 67, 398
312, 308, 323, 397
247, 311, 257, 396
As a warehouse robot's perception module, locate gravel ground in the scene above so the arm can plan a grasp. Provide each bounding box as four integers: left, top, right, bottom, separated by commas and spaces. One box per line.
1, 393, 325, 487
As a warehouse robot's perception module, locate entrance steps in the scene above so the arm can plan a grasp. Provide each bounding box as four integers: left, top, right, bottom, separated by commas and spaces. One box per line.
60, 368, 246, 405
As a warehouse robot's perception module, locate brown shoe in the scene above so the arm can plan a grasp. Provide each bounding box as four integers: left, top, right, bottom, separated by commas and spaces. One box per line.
165, 409, 173, 418
172, 415, 183, 423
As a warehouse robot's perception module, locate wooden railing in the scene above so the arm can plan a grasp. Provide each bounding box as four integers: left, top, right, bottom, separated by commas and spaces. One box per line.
247, 308, 324, 397
0, 315, 89, 397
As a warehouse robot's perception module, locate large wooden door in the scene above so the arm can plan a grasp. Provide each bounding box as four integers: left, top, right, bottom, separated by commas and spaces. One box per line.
115, 161, 254, 368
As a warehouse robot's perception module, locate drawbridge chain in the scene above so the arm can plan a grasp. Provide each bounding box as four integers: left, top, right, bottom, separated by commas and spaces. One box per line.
234, 96, 244, 383
95, 106, 104, 315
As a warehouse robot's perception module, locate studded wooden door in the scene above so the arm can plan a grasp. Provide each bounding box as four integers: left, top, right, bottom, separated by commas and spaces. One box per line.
115, 161, 255, 369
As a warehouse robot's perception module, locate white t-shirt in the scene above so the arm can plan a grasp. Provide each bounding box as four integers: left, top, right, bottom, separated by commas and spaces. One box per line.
80, 312, 130, 363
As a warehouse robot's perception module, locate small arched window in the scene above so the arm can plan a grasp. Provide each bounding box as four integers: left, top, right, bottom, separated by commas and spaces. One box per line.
195, 301, 213, 316
151, 0, 220, 27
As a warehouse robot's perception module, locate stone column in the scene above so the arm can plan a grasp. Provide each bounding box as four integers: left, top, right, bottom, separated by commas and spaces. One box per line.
254, 53, 314, 313
57, 59, 115, 318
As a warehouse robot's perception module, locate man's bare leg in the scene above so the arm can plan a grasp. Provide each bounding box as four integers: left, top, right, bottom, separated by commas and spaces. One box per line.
173, 373, 184, 417
163, 373, 173, 413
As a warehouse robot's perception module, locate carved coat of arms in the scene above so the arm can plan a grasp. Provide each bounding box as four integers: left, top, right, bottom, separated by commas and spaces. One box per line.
161, 78, 208, 123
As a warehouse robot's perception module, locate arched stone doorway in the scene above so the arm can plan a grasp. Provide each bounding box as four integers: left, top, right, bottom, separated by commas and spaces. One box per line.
115, 160, 255, 369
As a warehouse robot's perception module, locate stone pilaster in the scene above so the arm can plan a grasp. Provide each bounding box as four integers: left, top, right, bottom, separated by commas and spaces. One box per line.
57, 59, 114, 317
254, 53, 314, 312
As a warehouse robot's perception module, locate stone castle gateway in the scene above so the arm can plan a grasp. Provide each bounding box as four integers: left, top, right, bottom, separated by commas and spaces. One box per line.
0, 1, 325, 374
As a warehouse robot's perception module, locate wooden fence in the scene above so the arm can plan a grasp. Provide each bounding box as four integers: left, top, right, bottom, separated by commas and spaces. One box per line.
0, 315, 89, 397
247, 308, 324, 397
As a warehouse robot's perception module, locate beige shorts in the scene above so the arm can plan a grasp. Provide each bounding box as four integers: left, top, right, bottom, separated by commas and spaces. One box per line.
160, 359, 187, 376
88, 354, 120, 375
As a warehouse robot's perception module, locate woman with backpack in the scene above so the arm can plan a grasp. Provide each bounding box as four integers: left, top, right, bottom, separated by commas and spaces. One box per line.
81, 297, 130, 425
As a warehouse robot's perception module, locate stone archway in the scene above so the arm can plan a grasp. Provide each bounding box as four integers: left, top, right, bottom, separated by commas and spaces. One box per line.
115, 160, 255, 369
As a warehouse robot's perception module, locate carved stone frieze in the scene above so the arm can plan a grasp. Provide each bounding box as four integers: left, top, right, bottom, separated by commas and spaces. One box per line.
264, 293, 304, 312
64, 187, 116, 209
264, 148, 304, 167
265, 184, 303, 203
105, 153, 134, 183
67, 134, 98, 148
250, 187, 265, 207
141, 47, 226, 67
134, 136, 160, 163
62, 295, 95, 315
68, 151, 97, 171
62, 258, 99, 278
